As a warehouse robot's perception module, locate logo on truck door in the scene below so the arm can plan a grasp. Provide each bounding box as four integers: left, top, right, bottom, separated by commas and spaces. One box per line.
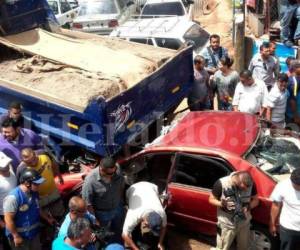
110, 102, 132, 132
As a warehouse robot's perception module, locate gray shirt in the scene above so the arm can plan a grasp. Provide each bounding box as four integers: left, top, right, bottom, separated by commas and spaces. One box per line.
211, 70, 239, 108
248, 54, 277, 87
82, 167, 124, 211
189, 68, 210, 102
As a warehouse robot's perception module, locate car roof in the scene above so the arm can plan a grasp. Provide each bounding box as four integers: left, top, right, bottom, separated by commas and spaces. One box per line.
111, 16, 195, 39
150, 111, 260, 156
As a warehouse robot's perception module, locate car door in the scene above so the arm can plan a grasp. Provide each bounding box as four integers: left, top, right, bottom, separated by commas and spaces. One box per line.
166, 152, 232, 235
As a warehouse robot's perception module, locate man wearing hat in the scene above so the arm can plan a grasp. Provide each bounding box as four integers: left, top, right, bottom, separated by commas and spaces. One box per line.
3, 168, 55, 250
0, 152, 17, 250
122, 182, 167, 250
270, 168, 300, 250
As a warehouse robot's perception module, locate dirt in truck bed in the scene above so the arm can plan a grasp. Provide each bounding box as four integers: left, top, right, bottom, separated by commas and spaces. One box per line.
0, 29, 176, 109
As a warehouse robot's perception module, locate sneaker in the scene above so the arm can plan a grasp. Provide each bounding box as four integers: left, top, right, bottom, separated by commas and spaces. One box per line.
284, 40, 294, 47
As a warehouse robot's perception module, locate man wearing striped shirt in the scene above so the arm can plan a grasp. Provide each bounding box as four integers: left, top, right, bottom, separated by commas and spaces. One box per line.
266, 73, 289, 128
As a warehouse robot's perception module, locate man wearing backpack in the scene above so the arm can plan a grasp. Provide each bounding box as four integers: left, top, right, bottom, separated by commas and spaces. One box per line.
201, 34, 228, 75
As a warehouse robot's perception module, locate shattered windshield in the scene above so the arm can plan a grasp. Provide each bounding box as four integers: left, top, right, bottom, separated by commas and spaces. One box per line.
247, 129, 300, 178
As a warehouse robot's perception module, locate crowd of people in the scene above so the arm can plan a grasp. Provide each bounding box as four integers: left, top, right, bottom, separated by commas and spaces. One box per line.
0, 34, 299, 250
189, 34, 300, 131
0, 102, 167, 250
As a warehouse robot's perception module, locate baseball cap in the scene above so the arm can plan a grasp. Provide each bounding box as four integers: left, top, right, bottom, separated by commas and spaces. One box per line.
0, 152, 12, 169
142, 211, 162, 236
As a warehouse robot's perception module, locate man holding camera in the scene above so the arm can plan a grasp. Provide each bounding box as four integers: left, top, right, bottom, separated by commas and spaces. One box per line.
209, 171, 259, 250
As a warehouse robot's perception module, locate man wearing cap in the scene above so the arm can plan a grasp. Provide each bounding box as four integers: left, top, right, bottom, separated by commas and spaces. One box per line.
3, 168, 55, 250
122, 181, 167, 250
17, 148, 64, 220
0, 152, 17, 250
270, 168, 300, 250
82, 157, 125, 242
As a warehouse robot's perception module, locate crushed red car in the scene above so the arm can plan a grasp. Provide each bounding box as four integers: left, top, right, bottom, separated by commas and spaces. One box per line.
57, 111, 300, 250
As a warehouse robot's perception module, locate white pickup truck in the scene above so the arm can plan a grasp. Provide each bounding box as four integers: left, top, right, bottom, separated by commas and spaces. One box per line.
47, 0, 79, 27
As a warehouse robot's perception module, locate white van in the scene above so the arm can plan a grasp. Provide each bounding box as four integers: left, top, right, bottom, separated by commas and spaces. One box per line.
110, 16, 209, 54
47, 0, 79, 27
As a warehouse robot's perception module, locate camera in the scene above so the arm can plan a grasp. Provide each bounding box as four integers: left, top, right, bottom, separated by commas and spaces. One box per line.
223, 187, 246, 223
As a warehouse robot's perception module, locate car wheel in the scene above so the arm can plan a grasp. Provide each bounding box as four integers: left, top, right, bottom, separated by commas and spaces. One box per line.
251, 224, 279, 250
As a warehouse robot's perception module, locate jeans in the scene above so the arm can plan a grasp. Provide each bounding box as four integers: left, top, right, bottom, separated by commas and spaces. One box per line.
280, 3, 297, 41
95, 204, 124, 244
280, 226, 300, 250
294, 6, 300, 39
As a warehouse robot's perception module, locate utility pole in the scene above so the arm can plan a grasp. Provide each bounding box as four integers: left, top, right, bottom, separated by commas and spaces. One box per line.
233, 0, 245, 72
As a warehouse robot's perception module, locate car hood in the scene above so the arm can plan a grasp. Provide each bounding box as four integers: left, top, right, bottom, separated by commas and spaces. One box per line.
153, 111, 259, 156
74, 13, 119, 22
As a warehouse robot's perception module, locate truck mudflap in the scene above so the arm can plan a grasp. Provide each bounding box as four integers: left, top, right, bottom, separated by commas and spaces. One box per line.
104, 47, 193, 155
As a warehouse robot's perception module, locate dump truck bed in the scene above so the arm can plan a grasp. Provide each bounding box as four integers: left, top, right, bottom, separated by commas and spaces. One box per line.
0, 28, 177, 111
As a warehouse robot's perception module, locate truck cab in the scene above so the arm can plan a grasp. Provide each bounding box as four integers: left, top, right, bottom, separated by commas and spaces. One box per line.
47, 0, 79, 27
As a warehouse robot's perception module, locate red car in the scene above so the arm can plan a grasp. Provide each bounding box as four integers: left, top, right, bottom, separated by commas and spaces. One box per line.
58, 111, 299, 249
119, 111, 300, 250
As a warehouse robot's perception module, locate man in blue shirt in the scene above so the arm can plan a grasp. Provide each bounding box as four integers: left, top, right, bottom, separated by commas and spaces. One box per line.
200, 34, 228, 75
286, 62, 300, 127
53, 218, 92, 250
59, 196, 97, 250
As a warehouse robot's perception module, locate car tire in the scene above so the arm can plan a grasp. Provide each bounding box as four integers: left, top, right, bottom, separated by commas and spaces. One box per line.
250, 224, 279, 250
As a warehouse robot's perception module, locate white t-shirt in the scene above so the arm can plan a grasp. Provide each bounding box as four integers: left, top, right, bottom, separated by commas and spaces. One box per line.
232, 79, 268, 114
0, 167, 17, 215
270, 179, 300, 231
122, 182, 167, 235
267, 84, 288, 122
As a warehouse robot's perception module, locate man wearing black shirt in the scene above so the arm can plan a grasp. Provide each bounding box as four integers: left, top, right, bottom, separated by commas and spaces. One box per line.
209, 171, 259, 250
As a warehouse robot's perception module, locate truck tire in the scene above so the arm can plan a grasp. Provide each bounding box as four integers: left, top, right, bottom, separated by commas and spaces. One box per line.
251, 224, 279, 250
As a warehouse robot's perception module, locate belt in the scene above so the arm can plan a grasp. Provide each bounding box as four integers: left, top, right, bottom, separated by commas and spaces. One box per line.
16, 222, 40, 233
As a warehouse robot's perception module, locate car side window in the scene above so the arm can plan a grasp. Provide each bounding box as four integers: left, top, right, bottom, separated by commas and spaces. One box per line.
48, 1, 59, 15
171, 154, 232, 189
60, 0, 71, 13
155, 38, 182, 50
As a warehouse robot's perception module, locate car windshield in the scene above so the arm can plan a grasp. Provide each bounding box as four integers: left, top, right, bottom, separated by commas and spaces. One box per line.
247, 128, 300, 177
79, 0, 118, 16
183, 24, 209, 53
142, 3, 185, 16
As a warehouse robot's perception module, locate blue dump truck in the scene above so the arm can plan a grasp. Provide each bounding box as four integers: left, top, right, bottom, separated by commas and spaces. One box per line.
0, 0, 193, 157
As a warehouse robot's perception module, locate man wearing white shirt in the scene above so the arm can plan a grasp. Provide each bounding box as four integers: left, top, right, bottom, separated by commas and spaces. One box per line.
122, 182, 167, 250
232, 70, 268, 115
270, 168, 300, 250
0, 152, 17, 250
266, 73, 289, 128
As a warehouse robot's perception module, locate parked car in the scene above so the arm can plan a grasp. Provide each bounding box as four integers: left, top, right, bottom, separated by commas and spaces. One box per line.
47, 0, 79, 27
140, 0, 194, 20
110, 16, 209, 55
71, 0, 137, 35
56, 111, 294, 249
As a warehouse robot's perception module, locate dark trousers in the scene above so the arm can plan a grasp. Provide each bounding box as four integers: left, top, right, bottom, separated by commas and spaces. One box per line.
0, 215, 10, 250
280, 226, 300, 250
